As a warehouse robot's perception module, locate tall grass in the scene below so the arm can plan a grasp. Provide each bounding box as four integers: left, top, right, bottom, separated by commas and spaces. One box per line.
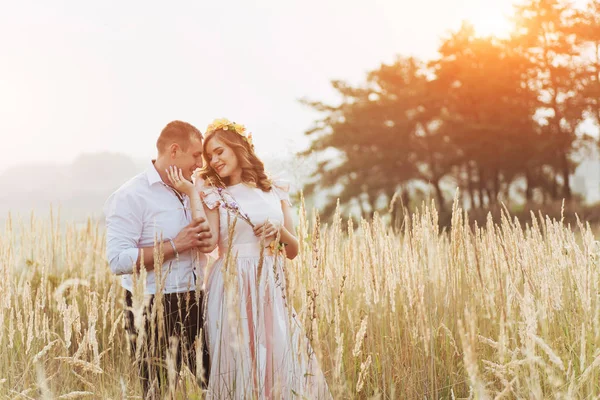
1, 198, 600, 398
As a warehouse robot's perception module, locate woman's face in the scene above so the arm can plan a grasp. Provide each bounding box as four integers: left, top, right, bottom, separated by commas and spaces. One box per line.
204, 137, 240, 179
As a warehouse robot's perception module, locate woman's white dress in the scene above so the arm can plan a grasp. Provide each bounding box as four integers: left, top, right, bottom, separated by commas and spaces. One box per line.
201, 180, 331, 399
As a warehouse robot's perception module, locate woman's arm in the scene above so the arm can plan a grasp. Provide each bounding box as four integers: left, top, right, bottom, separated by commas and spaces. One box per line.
278, 200, 299, 259
200, 204, 219, 253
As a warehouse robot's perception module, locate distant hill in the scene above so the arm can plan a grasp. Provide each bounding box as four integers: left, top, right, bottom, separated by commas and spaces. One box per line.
0, 152, 144, 223
0, 151, 597, 226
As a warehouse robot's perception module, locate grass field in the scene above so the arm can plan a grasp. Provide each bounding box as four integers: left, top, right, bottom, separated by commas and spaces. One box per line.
1, 199, 600, 399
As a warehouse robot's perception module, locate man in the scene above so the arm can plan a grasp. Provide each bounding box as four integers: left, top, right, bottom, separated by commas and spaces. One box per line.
104, 120, 214, 398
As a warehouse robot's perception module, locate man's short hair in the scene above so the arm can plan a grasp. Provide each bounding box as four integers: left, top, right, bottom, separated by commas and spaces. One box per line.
156, 121, 202, 153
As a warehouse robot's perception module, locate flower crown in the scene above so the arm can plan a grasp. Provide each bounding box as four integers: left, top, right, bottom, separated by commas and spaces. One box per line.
205, 118, 253, 148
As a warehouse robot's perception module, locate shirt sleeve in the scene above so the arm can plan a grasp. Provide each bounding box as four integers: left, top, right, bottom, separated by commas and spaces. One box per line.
103, 190, 143, 275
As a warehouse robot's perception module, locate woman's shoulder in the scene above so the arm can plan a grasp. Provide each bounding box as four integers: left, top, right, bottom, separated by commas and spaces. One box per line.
196, 182, 223, 210
270, 178, 292, 206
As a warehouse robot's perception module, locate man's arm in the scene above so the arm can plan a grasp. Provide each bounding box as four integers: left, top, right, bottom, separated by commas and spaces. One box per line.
104, 191, 145, 275
135, 240, 178, 272
136, 218, 212, 271
105, 191, 212, 274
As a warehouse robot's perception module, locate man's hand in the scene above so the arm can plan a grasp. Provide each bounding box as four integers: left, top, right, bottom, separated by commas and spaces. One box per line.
174, 218, 212, 252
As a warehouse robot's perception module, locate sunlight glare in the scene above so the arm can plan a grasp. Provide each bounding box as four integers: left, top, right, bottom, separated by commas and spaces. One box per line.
463, 3, 514, 38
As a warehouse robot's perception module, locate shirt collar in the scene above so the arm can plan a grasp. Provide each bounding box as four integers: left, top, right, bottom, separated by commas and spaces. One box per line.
146, 160, 164, 186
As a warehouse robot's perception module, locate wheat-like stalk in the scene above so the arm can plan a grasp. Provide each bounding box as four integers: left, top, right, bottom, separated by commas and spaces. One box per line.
1, 200, 600, 398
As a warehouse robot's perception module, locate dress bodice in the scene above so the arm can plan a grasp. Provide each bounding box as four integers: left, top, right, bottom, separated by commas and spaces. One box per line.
199, 180, 291, 252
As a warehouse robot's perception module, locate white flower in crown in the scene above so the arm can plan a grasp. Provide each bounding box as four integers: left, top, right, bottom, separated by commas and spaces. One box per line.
205, 118, 253, 148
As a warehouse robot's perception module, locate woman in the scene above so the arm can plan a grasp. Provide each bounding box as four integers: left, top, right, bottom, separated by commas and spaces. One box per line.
166, 118, 331, 399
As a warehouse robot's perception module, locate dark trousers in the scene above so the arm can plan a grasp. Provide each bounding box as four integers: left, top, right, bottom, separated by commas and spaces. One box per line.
124, 290, 210, 398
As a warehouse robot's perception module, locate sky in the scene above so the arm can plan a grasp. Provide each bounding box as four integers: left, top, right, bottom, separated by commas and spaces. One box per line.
0, 0, 576, 174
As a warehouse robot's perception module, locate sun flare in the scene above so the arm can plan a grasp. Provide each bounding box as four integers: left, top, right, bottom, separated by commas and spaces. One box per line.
464, 5, 514, 38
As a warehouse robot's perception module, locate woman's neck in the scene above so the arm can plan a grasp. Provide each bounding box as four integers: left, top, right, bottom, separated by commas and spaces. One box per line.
228, 169, 243, 186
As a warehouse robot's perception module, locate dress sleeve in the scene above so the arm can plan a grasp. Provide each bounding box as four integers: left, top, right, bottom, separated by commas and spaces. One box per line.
272, 178, 292, 206
199, 186, 221, 210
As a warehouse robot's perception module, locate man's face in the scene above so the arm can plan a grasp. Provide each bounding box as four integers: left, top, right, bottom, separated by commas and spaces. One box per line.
173, 135, 203, 180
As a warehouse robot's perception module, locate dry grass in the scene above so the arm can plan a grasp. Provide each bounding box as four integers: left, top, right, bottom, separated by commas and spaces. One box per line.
1, 197, 600, 399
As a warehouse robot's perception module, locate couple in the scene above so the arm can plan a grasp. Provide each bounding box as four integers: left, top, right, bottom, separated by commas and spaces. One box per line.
104, 120, 331, 399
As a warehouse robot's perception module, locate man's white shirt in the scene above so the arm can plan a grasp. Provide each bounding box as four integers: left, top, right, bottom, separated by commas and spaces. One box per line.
104, 161, 206, 294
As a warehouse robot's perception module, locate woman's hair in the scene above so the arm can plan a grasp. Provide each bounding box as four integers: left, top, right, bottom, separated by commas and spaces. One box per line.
199, 129, 272, 192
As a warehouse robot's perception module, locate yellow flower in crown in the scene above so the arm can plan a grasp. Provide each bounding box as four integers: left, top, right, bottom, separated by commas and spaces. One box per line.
233, 123, 245, 133
206, 118, 253, 148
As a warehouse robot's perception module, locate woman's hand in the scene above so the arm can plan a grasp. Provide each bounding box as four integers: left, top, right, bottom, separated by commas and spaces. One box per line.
253, 219, 281, 243
166, 166, 195, 196
192, 168, 205, 190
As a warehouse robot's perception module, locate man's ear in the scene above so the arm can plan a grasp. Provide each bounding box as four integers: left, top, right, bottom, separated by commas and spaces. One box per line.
169, 143, 180, 159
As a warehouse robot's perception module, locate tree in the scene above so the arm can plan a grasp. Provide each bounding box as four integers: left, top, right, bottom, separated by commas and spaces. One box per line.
574, 0, 600, 147
512, 0, 588, 201
300, 0, 594, 220
300, 58, 448, 220
432, 23, 540, 206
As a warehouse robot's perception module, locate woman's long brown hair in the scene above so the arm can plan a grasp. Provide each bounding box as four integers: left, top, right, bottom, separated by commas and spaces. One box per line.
199, 129, 273, 192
